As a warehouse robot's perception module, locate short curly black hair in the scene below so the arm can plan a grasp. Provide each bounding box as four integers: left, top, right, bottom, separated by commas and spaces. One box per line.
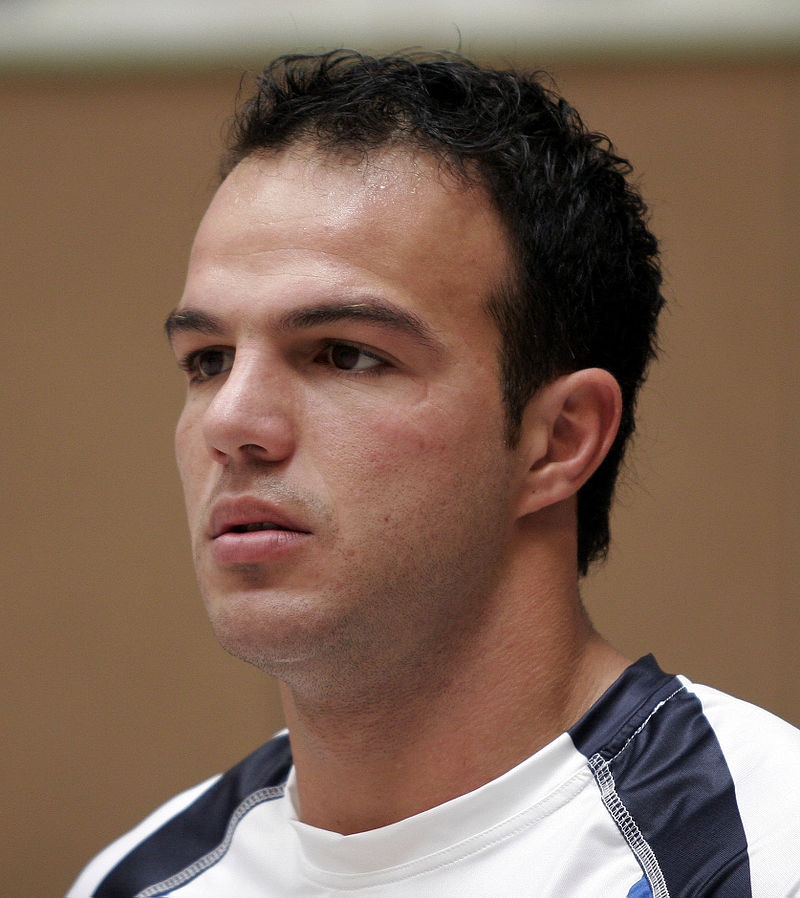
222, 50, 664, 575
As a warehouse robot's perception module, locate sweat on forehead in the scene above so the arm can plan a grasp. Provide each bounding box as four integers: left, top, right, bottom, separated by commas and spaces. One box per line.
173, 146, 511, 368
223, 139, 489, 214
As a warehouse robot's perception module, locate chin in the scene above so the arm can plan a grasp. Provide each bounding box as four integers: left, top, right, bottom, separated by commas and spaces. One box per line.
204, 590, 342, 674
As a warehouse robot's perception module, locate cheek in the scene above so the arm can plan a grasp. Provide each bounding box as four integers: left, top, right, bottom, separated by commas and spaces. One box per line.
174, 416, 193, 477
174, 411, 207, 509
371, 419, 447, 470
367, 391, 505, 462
318, 402, 485, 493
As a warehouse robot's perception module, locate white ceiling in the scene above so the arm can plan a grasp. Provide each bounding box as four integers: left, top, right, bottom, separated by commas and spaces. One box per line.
2, 0, 799, 66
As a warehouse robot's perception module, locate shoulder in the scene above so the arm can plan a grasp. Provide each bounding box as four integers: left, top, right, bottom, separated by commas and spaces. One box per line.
682, 676, 800, 751
572, 657, 800, 895
657, 676, 800, 894
680, 678, 800, 890
66, 775, 222, 897
66, 732, 293, 898
680, 676, 800, 800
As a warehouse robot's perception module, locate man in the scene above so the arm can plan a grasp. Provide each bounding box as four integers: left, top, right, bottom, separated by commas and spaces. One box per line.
69, 51, 800, 896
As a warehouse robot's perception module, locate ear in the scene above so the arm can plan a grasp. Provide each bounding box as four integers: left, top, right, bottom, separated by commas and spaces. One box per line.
515, 368, 622, 518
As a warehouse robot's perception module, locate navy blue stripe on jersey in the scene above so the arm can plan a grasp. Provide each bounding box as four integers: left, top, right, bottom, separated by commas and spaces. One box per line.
569, 655, 679, 757
95, 733, 292, 898
570, 656, 752, 897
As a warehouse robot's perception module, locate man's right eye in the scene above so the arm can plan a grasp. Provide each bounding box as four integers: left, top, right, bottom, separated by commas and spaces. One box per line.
180, 348, 235, 382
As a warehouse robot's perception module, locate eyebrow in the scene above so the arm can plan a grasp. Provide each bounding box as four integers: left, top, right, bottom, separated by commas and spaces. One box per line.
278, 301, 439, 350
165, 300, 441, 351
164, 308, 224, 342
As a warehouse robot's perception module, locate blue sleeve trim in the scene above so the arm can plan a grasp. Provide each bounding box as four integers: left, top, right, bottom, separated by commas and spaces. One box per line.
627, 874, 653, 898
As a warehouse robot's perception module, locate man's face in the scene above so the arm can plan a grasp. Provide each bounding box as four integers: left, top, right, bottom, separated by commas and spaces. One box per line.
171, 146, 528, 695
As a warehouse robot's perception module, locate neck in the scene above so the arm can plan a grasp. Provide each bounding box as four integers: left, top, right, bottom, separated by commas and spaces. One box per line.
280, 540, 628, 834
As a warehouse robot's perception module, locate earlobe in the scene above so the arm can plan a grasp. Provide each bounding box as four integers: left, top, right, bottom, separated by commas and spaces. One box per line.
516, 369, 622, 518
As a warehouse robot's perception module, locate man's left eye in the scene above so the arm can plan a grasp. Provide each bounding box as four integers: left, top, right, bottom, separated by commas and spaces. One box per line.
323, 344, 385, 372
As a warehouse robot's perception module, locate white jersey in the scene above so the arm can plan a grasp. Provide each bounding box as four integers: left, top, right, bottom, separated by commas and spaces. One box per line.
68, 656, 800, 897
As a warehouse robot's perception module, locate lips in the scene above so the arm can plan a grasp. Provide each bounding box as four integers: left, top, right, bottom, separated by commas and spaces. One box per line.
209, 498, 310, 540
208, 497, 312, 564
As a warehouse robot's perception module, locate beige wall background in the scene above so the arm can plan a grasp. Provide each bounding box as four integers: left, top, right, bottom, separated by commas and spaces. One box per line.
2, 53, 798, 896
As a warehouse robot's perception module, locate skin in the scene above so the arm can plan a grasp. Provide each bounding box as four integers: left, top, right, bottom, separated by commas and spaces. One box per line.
171, 145, 629, 834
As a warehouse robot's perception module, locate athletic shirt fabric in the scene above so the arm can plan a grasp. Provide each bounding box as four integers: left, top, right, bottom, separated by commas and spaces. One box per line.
67, 656, 800, 897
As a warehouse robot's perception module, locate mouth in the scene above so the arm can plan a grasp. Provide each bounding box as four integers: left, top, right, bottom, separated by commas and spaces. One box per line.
208, 497, 313, 565
209, 497, 312, 541
227, 522, 291, 534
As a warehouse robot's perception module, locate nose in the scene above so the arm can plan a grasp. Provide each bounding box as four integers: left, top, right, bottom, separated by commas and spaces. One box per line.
201, 352, 296, 466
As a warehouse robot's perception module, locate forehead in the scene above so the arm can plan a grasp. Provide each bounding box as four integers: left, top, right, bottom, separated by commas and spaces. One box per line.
182, 145, 513, 338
